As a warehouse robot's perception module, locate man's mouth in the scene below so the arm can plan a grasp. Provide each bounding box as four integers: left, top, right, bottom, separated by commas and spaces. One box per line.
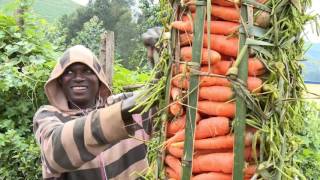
71, 86, 88, 92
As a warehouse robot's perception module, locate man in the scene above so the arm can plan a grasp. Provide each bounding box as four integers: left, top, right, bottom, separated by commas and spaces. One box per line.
142, 27, 162, 68
33, 45, 155, 180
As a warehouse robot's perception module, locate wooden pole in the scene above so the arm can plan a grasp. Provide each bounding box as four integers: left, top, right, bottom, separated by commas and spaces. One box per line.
99, 31, 114, 89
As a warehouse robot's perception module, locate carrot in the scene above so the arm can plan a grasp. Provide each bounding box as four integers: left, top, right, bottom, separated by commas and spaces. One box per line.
211, 5, 240, 22
171, 21, 193, 32
171, 86, 182, 100
212, 0, 239, 7
172, 132, 253, 150
167, 113, 201, 135
181, 46, 221, 64
201, 58, 265, 76
192, 149, 254, 173
198, 101, 236, 118
179, 33, 193, 46
166, 167, 180, 180
199, 76, 231, 87
199, 86, 234, 102
192, 152, 234, 173
165, 155, 182, 178
172, 20, 239, 35
166, 117, 230, 144
203, 34, 239, 57
247, 77, 263, 93
167, 146, 184, 158
171, 73, 190, 89
244, 165, 257, 175
248, 58, 266, 76
172, 73, 263, 93
180, 33, 239, 57
201, 60, 233, 75
192, 172, 232, 180
169, 101, 184, 116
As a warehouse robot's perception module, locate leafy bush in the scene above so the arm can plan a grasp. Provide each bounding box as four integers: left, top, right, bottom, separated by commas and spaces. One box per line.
0, 1, 150, 179
294, 102, 320, 179
0, 1, 57, 178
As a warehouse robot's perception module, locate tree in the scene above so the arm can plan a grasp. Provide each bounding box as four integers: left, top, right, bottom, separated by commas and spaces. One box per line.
71, 16, 105, 56
58, 0, 141, 69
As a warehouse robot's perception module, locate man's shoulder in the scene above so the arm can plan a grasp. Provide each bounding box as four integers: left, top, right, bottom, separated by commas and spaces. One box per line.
33, 105, 62, 120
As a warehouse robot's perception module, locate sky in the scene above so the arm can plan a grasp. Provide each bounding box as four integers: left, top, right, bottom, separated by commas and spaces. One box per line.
71, 0, 89, 6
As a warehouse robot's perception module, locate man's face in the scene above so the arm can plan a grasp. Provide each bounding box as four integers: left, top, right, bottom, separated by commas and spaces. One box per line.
60, 63, 99, 109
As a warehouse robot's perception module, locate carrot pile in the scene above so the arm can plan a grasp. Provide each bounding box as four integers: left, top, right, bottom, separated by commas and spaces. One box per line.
165, 0, 268, 179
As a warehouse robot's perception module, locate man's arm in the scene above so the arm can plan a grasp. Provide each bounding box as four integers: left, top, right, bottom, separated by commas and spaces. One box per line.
33, 97, 154, 174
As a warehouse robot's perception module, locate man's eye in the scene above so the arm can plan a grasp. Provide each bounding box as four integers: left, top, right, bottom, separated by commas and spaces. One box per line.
85, 69, 93, 74
66, 70, 73, 74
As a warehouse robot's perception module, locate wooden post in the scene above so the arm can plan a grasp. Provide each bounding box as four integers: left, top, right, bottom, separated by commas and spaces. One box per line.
99, 31, 114, 89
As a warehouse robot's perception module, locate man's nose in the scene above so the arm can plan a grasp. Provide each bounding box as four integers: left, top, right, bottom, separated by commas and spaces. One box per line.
74, 72, 85, 81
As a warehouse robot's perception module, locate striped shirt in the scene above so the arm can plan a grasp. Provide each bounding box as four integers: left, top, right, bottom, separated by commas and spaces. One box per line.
33, 102, 152, 180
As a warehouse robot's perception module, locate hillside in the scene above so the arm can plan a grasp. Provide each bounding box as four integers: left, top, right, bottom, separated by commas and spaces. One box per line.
303, 43, 320, 83
0, 0, 81, 22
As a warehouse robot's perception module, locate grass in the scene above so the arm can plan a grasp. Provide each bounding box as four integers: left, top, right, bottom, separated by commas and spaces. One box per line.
0, 0, 81, 22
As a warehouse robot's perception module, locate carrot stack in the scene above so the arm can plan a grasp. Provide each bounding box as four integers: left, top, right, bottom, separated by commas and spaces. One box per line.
165, 0, 268, 179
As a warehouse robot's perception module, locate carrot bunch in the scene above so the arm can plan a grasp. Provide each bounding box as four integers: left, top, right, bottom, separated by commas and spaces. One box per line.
165, 0, 268, 179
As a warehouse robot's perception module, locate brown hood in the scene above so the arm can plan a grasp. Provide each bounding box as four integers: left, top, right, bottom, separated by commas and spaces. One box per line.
45, 45, 111, 111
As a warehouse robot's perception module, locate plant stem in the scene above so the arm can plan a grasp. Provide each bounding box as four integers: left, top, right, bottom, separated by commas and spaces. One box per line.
181, 1, 206, 179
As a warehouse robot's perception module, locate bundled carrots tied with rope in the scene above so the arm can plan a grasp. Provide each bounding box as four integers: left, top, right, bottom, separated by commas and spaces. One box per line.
164, 0, 270, 179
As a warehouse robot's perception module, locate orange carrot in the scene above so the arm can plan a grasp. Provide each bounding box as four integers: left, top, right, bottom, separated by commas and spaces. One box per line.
192, 152, 234, 173
167, 146, 184, 158
167, 113, 201, 135
171, 132, 253, 150
171, 73, 190, 89
171, 86, 182, 100
171, 21, 193, 32
200, 76, 231, 87
166, 117, 230, 144
165, 155, 182, 178
203, 34, 239, 57
247, 77, 263, 93
244, 165, 257, 175
201, 58, 265, 76
181, 46, 221, 64
198, 101, 236, 118
166, 167, 180, 180
199, 86, 234, 102
248, 58, 266, 76
172, 73, 263, 93
192, 149, 254, 174
180, 33, 239, 57
211, 5, 240, 22
201, 60, 233, 75
169, 101, 184, 116
192, 172, 232, 180
172, 20, 239, 35
179, 33, 193, 46
212, 0, 238, 6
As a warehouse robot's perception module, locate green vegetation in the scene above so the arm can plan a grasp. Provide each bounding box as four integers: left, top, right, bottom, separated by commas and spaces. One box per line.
0, 0, 81, 22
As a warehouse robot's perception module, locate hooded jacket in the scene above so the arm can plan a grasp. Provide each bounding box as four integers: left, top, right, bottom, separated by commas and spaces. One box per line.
33, 45, 152, 180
